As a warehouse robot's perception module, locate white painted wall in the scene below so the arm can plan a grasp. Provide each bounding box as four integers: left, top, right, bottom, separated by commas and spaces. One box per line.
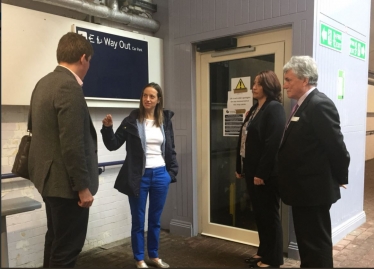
1, 106, 141, 267
1, 3, 159, 267
1, 3, 163, 108
314, 0, 371, 243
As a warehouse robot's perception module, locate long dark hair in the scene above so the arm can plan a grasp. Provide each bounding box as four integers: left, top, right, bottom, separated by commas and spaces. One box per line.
256, 70, 282, 102
138, 82, 164, 127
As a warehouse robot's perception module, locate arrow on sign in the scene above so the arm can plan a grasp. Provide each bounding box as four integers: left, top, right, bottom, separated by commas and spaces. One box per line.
321, 27, 327, 41
361, 47, 365, 56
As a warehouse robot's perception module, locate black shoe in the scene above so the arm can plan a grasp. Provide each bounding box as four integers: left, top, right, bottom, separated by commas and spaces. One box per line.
245, 256, 261, 264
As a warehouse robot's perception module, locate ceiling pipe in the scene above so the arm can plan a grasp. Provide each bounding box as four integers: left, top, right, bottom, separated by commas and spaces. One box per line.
106, 0, 119, 10
33, 0, 160, 33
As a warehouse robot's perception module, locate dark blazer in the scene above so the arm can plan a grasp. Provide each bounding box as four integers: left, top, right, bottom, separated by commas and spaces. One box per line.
101, 109, 178, 197
236, 100, 286, 182
278, 89, 350, 206
28, 66, 99, 199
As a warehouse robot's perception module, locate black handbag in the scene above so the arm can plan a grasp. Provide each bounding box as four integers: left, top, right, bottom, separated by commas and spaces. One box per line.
12, 133, 31, 179
12, 103, 32, 179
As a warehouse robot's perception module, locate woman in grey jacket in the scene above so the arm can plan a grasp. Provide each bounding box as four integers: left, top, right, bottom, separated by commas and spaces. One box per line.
101, 82, 178, 268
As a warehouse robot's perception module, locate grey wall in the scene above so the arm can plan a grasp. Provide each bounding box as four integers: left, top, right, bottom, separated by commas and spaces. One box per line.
6, 0, 367, 253
154, 1, 369, 261
153, 0, 316, 236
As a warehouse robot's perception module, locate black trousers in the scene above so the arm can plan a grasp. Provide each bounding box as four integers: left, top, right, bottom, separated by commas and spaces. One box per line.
43, 197, 89, 268
292, 204, 333, 268
246, 175, 283, 266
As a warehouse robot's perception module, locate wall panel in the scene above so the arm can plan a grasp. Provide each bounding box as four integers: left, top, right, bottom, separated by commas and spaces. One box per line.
215, 0, 229, 29
272, 0, 281, 18
234, 0, 249, 25
190, 0, 203, 35
152, 0, 316, 238
314, 0, 370, 243
202, 0, 216, 33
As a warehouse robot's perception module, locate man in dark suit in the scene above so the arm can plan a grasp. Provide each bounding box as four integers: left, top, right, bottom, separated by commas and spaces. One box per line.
278, 56, 350, 268
28, 32, 99, 268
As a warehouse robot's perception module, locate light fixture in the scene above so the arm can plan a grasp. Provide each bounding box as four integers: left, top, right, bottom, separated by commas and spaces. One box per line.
211, 46, 256, 57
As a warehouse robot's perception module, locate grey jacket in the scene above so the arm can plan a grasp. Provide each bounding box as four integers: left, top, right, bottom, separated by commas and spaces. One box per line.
28, 66, 99, 199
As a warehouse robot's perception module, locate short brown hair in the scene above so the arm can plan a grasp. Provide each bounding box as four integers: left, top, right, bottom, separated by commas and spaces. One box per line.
256, 70, 282, 102
56, 32, 94, 63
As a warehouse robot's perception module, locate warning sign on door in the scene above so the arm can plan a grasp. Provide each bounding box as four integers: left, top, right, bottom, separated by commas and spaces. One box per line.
234, 79, 247, 93
227, 77, 253, 111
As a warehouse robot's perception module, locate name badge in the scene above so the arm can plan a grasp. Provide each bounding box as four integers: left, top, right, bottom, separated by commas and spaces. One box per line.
291, 117, 299, 122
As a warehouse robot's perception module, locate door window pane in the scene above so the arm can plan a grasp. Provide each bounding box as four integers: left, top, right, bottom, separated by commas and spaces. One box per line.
209, 54, 275, 230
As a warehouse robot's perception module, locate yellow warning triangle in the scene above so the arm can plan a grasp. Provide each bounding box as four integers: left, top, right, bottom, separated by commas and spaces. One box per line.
235, 79, 246, 90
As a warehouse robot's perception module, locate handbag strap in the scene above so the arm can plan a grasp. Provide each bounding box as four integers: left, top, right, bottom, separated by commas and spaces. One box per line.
27, 108, 32, 133
28, 87, 36, 133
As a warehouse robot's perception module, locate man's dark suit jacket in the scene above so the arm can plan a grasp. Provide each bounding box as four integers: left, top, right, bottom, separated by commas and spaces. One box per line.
278, 89, 350, 206
28, 66, 99, 199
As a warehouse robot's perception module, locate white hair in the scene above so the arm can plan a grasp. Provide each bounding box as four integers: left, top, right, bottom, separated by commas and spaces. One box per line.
283, 56, 318, 86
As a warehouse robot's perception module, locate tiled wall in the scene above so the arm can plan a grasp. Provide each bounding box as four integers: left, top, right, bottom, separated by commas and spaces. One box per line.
1, 105, 140, 267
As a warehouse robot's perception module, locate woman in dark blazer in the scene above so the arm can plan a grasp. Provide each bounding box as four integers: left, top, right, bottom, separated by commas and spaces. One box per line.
101, 82, 178, 269
235, 70, 286, 268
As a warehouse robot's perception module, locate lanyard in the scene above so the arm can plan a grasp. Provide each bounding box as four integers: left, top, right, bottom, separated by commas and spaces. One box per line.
245, 106, 261, 133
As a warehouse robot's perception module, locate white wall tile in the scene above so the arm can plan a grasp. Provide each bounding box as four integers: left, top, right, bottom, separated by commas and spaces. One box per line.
2, 105, 135, 267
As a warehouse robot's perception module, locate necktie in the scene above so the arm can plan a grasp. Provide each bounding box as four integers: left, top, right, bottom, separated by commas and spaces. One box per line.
286, 104, 299, 128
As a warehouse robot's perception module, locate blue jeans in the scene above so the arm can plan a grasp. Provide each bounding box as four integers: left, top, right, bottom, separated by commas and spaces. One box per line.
128, 166, 171, 261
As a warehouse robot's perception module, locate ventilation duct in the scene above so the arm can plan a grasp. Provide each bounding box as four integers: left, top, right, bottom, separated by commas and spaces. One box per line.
33, 0, 160, 33
121, 0, 157, 16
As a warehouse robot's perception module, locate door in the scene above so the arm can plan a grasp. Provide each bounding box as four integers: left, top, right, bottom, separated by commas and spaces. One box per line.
196, 28, 292, 246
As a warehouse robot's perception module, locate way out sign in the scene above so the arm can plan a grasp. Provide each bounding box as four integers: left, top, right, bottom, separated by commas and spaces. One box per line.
320, 23, 342, 52
350, 38, 366, 60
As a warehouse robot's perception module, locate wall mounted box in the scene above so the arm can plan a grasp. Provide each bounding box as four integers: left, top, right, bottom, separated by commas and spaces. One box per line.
196, 37, 237, 52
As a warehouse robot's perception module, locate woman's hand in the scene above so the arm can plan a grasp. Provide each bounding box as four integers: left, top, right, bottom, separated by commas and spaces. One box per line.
102, 114, 113, 127
254, 177, 265, 185
235, 172, 242, 179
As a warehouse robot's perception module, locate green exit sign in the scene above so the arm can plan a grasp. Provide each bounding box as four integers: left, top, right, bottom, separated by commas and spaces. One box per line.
320, 23, 342, 51
350, 38, 366, 60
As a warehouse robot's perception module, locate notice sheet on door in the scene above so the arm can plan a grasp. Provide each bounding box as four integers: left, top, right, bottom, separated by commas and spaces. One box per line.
223, 109, 244, 137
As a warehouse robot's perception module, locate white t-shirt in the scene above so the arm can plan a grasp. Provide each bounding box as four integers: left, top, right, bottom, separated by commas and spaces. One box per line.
145, 119, 165, 168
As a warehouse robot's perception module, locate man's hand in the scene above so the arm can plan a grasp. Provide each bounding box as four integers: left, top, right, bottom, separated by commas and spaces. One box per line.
235, 172, 242, 179
340, 184, 347, 189
102, 114, 113, 127
78, 188, 94, 208
254, 177, 265, 185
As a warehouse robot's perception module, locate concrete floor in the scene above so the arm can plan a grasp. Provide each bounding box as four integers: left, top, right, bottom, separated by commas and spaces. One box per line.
75, 159, 374, 268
